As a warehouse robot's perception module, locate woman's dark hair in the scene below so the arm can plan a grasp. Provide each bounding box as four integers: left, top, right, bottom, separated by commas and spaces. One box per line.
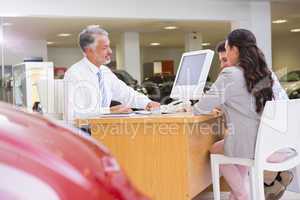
227, 29, 274, 113
215, 41, 226, 53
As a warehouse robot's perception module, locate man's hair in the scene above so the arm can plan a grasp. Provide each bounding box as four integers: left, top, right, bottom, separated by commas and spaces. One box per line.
215, 41, 226, 53
78, 26, 108, 52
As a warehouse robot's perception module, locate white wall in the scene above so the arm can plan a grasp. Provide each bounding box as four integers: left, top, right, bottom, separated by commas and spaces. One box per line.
117, 32, 141, 82
47, 47, 82, 68
272, 35, 300, 74
47, 47, 116, 67
0, 0, 251, 21
141, 47, 184, 71
0, 39, 48, 65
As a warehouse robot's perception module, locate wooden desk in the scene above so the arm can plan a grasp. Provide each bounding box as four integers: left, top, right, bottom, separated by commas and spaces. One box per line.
76, 113, 224, 200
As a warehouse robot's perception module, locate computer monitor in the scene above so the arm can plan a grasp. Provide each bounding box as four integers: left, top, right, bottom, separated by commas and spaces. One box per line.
170, 50, 214, 100
12, 62, 54, 112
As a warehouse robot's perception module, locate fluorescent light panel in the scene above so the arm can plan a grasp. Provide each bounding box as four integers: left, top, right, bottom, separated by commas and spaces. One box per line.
291, 28, 300, 32
87, 24, 100, 28
164, 26, 178, 30
150, 42, 160, 46
272, 19, 287, 24
202, 42, 211, 46
57, 33, 71, 37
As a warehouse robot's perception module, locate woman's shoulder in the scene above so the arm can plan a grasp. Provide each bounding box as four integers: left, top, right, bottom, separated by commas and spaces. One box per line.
219, 66, 244, 80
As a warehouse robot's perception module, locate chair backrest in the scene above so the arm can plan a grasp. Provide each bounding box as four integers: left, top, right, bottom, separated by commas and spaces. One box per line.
255, 99, 300, 167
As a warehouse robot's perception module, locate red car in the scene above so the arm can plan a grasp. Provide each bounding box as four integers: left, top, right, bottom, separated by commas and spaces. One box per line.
0, 102, 149, 200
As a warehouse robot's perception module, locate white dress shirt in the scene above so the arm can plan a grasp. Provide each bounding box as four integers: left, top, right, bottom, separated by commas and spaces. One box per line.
63, 57, 151, 122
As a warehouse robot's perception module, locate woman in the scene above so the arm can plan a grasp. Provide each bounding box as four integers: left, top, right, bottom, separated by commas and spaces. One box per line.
193, 29, 275, 200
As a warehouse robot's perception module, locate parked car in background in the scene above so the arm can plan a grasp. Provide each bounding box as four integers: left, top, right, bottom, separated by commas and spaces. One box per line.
280, 70, 300, 99
142, 73, 175, 104
0, 102, 149, 200
112, 70, 148, 96
142, 73, 212, 105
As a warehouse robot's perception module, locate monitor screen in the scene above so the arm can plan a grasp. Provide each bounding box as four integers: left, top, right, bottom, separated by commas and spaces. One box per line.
170, 50, 214, 100
175, 53, 207, 86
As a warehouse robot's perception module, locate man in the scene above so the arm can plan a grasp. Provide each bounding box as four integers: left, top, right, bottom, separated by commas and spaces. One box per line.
215, 41, 231, 69
214, 41, 293, 200
64, 27, 160, 122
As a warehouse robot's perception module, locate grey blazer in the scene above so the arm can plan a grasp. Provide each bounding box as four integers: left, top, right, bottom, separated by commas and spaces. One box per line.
193, 66, 287, 159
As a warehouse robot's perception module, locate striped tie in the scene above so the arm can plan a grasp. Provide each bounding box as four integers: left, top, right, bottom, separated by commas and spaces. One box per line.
96, 71, 110, 108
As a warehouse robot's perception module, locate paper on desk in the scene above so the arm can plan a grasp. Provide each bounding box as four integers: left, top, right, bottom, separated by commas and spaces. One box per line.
75, 112, 135, 119
134, 110, 152, 115
97, 112, 136, 118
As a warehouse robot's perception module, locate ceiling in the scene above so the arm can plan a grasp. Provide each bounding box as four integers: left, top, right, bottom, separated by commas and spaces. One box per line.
2, 18, 231, 48
271, 0, 300, 37
1, 0, 299, 49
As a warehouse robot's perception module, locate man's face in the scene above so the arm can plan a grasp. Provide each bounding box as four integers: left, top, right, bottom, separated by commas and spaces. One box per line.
87, 34, 112, 66
218, 51, 231, 69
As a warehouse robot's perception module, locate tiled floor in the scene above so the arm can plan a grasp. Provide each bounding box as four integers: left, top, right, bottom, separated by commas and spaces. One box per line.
196, 191, 300, 200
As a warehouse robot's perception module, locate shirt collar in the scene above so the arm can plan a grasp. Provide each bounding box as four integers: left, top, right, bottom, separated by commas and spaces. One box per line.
83, 57, 102, 74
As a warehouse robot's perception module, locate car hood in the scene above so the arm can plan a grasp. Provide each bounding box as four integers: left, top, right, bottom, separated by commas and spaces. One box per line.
0, 102, 148, 200
280, 81, 300, 94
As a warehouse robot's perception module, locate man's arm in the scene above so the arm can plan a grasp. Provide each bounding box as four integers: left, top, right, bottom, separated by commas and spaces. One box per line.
109, 71, 159, 110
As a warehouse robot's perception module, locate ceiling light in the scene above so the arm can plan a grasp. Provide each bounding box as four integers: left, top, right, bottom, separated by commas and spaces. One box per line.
150, 42, 160, 46
272, 19, 287, 24
202, 43, 211, 46
57, 33, 71, 37
87, 24, 100, 28
2, 22, 13, 26
47, 41, 54, 45
290, 28, 300, 33
164, 26, 178, 30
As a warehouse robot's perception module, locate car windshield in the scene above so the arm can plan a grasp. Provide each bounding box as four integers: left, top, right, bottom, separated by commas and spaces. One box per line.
144, 74, 175, 84
280, 71, 300, 82
114, 70, 136, 85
